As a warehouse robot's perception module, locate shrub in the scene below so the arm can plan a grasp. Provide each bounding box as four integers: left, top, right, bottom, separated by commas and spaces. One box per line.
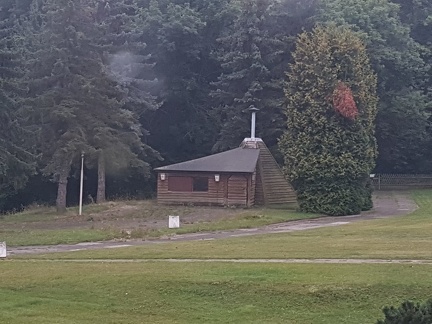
377, 299, 432, 324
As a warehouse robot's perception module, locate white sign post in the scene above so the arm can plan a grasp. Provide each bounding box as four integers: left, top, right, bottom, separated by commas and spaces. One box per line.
0, 242, 6, 258
79, 152, 84, 216
168, 216, 180, 229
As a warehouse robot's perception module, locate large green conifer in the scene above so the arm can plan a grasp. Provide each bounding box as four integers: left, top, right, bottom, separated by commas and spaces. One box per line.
25, 0, 99, 212
279, 26, 378, 216
137, 0, 222, 163
0, 0, 35, 206
91, 0, 161, 203
26, 0, 156, 211
211, 0, 287, 151
211, 0, 317, 153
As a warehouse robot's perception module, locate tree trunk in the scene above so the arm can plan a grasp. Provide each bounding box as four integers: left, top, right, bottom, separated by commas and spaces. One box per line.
56, 163, 70, 214
96, 151, 106, 203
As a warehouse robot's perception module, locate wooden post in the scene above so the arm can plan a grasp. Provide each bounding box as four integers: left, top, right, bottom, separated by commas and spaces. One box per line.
378, 174, 381, 190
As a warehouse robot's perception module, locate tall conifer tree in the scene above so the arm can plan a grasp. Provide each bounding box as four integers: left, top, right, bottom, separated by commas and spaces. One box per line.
0, 0, 35, 206
280, 26, 378, 215
211, 0, 316, 153
26, 0, 156, 211
137, 0, 225, 163
91, 0, 161, 203
211, 0, 285, 151
26, 0, 99, 212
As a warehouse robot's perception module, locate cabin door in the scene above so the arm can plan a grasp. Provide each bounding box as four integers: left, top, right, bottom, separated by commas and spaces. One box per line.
227, 175, 248, 206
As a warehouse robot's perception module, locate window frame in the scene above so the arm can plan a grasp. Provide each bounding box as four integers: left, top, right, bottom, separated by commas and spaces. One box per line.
192, 177, 209, 192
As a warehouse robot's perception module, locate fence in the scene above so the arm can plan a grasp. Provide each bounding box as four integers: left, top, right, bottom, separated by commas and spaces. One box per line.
371, 174, 432, 190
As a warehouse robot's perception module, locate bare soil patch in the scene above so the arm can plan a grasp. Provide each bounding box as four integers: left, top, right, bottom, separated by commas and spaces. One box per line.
1, 200, 252, 232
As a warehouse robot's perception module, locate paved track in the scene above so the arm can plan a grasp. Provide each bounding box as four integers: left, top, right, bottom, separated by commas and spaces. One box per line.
9, 258, 432, 265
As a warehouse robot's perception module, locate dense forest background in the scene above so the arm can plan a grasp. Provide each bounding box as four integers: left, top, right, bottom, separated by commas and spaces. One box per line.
0, 0, 431, 212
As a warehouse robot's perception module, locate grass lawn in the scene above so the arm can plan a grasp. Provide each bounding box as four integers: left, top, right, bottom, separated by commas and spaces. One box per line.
0, 228, 122, 247
1, 261, 431, 323
3, 190, 432, 323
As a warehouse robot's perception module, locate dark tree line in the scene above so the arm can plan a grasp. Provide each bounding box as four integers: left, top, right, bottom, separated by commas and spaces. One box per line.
0, 0, 430, 212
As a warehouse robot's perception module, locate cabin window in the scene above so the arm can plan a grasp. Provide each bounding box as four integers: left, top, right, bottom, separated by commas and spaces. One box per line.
167, 176, 208, 192
193, 177, 208, 192
168, 177, 193, 191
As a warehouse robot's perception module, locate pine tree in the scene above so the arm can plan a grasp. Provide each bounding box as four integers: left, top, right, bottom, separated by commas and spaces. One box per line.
211, 0, 316, 153
24, 0, 162, 209
25, 0, 97, 212
136, 0, 224, 163
25, 0, 143, 211
91, 0, 161, 203
0, 0, 35, 207
279, 26, 378, 216
211, 0, 283, 151
79, 71, 153, 204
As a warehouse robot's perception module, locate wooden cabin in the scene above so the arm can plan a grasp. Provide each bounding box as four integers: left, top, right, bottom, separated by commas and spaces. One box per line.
154, 138, 297, 207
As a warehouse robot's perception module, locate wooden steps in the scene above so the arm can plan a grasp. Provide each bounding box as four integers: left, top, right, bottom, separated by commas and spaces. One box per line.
256, 141, 298, 207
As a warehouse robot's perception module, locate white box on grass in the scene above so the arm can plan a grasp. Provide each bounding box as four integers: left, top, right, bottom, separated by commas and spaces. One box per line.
0, 242, 6, 258
169, 216, 180, 229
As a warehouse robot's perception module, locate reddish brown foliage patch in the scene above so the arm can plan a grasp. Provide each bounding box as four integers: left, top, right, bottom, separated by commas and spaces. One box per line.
332, 82, 358, 120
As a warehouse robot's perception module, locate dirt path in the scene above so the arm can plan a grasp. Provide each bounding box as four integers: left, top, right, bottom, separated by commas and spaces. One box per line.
9, 258, 432, 265
6, 191, 418, 257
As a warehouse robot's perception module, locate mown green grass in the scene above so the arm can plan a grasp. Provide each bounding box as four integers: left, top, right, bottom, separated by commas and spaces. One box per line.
0, 200, 315, 246
3, 190, 432, 323
1, 261, 431, 324
0, 229, 122, 246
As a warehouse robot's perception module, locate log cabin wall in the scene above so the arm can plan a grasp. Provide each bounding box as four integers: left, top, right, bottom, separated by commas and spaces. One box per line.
254, 162, 265, 205
249, 171, 257, 207
157, 171, 255, 207
227, 175, 248, 206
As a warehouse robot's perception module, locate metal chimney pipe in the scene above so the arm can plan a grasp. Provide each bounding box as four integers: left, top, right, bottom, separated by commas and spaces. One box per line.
251, 111, 256, 139
248, 106, 259, 139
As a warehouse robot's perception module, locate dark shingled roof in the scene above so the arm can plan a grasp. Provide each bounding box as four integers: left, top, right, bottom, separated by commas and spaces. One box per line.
154, 147, 259, 173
